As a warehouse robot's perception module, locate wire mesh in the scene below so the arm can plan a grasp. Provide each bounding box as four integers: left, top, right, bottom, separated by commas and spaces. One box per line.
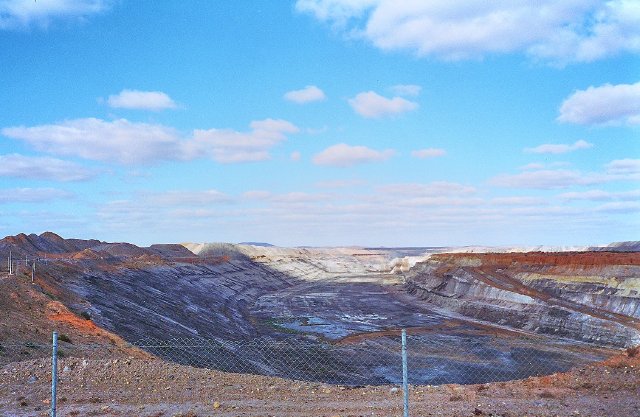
130, 332, 600, 386
133, 337, 403, 386
0, 333, 607, 386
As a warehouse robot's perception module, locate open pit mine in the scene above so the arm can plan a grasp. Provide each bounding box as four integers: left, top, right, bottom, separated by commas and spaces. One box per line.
0, 232, 639, 387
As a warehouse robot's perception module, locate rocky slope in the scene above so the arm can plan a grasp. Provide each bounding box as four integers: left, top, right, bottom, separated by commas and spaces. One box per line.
405, 252, 640, 348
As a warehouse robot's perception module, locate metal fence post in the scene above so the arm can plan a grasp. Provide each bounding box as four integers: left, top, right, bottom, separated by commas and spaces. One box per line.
402, 328, 409, 417
51, 331, 58, 417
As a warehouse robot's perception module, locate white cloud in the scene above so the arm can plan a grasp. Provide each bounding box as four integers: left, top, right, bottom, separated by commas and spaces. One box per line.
560, 189, 640, 201
493, 158, 640, 190
369, 182, 480, 207
348, 91, 417, 118
284, 85, 326, 104
296, 0, 640, 63
377, 181, 475, 197
243, 190, 272, 200
558, 81, 640, 126
3, 118, 181, 164
390, 84, 422, 96
411, 148, 446, 159
271, 192, 330, 204
520, 162, 571, 171
520, 163, 546, 171
0, 187, 72, 204
605, 158, 640, 175
92, 178, 638, 247
188, 119, 299, 163
490, 197, 546, 206
296, 0, 377, 24
313, 143, 395, 167
240, 190, 329, 204
3, 117, 299, 165
0, 154, 95, 181
490, 169, 605, 189
107, 89, 177, 111
525, 140, 593, 154
595, 201, 640, 214
0, 0, 110, 29
143, 190, 232, 206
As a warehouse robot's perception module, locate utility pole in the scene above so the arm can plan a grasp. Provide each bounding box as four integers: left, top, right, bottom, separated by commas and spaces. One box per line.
32, 261, 35, 283
8, 250, 12, 275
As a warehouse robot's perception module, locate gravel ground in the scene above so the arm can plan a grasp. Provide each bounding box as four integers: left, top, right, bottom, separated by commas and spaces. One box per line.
1, 352, 639, 417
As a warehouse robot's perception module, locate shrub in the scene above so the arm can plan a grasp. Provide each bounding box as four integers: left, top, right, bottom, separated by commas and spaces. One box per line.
80, 311, 92, 320
539, 390, 556, 399
626, 346, 639, 358
58, 334, 72, 344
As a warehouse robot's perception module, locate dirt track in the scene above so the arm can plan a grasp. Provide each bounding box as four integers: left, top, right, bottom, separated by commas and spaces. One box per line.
1, 351, 639, 417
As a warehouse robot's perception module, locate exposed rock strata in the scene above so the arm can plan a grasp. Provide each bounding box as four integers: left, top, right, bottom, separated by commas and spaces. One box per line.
405, 253, 640, 347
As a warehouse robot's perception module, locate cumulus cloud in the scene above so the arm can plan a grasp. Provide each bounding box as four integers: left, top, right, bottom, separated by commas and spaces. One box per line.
348, 91, 417, 118
284, 85, 326, 104
525, 140, 593, 154
107, 89, 177, 111
312, 143, 395, 167
296, 0, 640, 63
0, 187, 73, 204
3, 118, 299, 165
0, 0, 110, 29
188, 119, 299, 163
411, 148, 446, 159
558, 81, 640, 126
2, 118, 181, 164
0, 154, 95, 181
390, 84, 422, 96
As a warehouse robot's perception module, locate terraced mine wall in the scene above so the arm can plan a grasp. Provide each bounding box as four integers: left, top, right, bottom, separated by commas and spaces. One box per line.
405, 252, 640, 348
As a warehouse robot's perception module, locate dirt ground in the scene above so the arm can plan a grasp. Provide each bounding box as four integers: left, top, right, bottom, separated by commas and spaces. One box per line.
1, 349, 639, 417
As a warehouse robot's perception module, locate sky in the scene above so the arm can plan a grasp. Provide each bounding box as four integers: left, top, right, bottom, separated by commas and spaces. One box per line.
0, 0, 639, 247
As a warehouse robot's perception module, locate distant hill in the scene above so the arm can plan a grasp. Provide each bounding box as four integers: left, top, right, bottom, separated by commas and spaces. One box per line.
238, 242, 275, 247
0, 232, 195, 260
593, 241, 640, 252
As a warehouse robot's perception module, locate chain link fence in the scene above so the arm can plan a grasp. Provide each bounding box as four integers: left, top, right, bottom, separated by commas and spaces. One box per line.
131, 333, 593, 387
0, 333, 610, 386
0, 331, 616, 416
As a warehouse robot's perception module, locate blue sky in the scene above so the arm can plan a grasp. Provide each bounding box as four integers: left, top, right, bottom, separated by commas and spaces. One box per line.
0, 0, 639, 247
